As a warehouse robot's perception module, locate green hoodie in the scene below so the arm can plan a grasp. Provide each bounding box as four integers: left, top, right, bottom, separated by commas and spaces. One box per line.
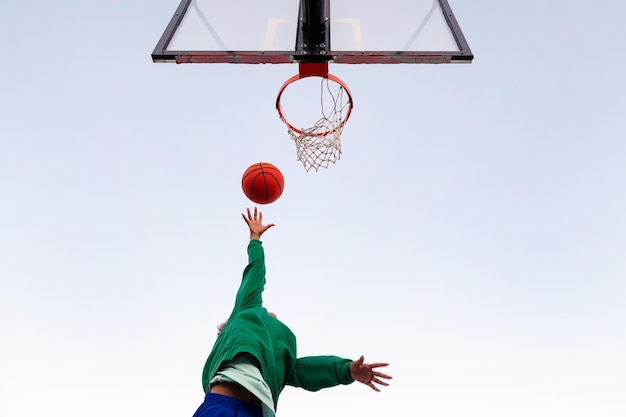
201, 240, 354, 409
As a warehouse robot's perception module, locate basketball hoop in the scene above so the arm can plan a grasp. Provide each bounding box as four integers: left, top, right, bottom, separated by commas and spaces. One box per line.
276, 63, 353, 172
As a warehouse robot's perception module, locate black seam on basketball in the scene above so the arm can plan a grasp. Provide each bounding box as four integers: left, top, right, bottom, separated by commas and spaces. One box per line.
262, 172, 269, 203
259, 163, 269, 203
253, 173, 266, 204
264, 173, 283, 192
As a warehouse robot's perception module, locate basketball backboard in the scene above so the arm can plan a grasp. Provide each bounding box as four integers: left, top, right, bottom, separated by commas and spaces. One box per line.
152, 0, 473, 64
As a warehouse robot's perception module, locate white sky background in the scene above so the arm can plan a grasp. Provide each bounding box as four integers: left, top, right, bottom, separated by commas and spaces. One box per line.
1, 0, 625, 416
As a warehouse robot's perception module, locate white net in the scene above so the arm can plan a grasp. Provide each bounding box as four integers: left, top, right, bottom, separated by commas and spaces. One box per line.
280, 77, 352, 172
287, 120, 344, 172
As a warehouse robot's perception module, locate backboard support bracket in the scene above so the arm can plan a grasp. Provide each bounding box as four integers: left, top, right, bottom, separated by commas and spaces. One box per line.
298, 62, 329, 77
295, 0, 332, 62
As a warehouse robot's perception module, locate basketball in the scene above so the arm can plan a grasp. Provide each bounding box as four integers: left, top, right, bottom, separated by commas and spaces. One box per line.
241, 162, 284, 204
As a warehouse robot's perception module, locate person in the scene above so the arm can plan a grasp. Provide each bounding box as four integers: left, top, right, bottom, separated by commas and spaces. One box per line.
191, 208, 392, 417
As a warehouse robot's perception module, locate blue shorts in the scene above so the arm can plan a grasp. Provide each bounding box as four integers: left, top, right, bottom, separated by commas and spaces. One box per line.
192, 393, 263, 417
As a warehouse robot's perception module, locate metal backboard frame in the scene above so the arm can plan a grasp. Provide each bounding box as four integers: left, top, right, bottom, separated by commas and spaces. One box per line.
152, 0, 473, 64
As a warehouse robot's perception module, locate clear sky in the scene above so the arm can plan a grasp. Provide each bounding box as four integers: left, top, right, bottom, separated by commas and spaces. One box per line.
1, 1, 625, 416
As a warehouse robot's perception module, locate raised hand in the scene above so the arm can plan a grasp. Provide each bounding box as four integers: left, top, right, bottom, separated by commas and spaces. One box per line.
242, 207, 275, 240
349, 356, 392, 392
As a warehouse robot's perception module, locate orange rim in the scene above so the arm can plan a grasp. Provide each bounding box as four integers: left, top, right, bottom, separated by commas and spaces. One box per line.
276, 73, 353, 137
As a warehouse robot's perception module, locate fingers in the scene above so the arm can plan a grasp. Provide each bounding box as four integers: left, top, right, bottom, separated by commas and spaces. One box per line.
242, 208, 253, 224
242, 207, 260, 222
373, 371, 393, 380
370, 363, 392, 384
368, 373, 391, 392
370, 362, 390, 369
372, 376, 390, 386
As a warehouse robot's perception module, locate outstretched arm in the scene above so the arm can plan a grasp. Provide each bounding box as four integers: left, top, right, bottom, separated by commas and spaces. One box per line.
242, 207, 275, 240
288, 355, 392, 392
349, 356, 392, 392
230, 208, 275, 313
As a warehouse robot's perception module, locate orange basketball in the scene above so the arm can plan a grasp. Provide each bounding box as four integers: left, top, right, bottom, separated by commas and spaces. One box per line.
242, 162, 284, 204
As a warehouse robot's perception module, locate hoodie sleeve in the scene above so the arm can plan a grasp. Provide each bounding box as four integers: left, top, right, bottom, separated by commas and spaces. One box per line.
231, 240, 266, 314
286, 355, 354, 391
